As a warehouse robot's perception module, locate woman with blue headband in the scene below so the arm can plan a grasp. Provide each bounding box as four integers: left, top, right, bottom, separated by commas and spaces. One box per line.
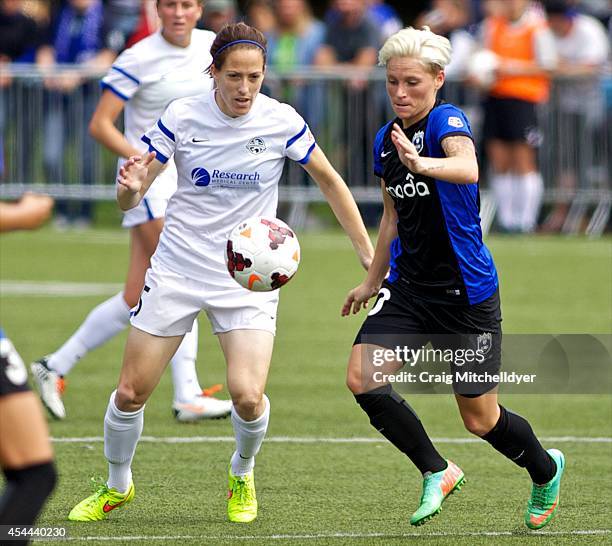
68, 21, 374, 525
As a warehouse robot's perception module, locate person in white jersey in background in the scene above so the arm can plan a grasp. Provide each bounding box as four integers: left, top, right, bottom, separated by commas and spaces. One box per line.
30, 0, 232, 423
68, 21, 374, 524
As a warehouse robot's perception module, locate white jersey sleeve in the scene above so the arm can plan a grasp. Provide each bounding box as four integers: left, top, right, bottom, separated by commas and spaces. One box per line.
101, 47, 141, 101
142, 103, 179, 165
282, 105, 316, 164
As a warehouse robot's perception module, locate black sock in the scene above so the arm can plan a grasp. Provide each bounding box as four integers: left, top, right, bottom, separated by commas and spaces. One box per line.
482, 406, 556, 484
355, 384, 447, 474
0, 461, 57, 526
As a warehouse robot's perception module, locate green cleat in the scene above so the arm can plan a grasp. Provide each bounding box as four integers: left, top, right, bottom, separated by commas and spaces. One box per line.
68, 478, 134, 521
227, 467, 257, 523
525, 448, 565, 530
410, 460, 465, 526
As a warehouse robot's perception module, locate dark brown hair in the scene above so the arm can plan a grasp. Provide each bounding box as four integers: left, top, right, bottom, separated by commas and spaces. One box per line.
208, 22, 267, 73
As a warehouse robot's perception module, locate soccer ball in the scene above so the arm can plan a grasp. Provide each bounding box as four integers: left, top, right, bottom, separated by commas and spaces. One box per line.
225, 216, 300, 292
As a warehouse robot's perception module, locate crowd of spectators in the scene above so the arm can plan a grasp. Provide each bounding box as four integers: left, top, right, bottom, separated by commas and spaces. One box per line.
0, 0, 610, 231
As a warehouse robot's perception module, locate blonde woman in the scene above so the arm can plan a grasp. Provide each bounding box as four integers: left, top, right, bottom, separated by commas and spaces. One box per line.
343, 26, 564, 530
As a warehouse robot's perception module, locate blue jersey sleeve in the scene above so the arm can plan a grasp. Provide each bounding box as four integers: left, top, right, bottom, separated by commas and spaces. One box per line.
429, 104, 473, 149
373, 121, 392, 178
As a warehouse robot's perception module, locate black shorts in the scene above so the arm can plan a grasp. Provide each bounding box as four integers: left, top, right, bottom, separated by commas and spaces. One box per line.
0, 337, 31, 397
483, 96, 543, 146
354, 281, 502, 396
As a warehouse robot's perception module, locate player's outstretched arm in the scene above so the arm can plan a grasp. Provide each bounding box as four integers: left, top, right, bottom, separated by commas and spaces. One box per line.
116, 152, 163, 210
391, 124, 479, 184
0, 193, 54, 233
342, 182, 397, 316
302, 145, 374, 271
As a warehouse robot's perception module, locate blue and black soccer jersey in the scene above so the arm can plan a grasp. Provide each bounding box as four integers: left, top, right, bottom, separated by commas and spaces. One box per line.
374, 99, 498, 306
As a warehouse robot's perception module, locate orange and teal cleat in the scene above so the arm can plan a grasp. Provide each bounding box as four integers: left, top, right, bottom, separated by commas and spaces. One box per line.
525, 448, 565, 530
410, 460, 465, 526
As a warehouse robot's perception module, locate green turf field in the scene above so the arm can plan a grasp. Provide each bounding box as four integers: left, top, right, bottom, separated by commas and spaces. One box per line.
1, 229, 611, 545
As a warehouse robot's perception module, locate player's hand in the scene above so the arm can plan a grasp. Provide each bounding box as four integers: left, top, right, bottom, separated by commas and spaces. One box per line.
17, 193, 54, 229
496, 59, 525, 77
117, 152, 156, 194
57, 70, 82, 93
391, 123, 424, 173
341, 281, 380, 317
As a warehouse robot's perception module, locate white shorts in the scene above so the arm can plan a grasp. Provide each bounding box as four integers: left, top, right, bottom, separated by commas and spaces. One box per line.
130, 261, 279, 336
121, 197, 168, 228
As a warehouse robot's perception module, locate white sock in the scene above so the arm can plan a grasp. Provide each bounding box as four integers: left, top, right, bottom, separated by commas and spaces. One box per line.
170, 320, 203, 404
491, 172, 514, 230
230, 394, 270, 477
509, 174, 524, 231
48, 292, 130, 376
517, 172, 544, 232
104, 390, 144, 493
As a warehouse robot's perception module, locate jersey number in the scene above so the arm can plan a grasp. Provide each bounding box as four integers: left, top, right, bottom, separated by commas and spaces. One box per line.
368, 288, 391, 316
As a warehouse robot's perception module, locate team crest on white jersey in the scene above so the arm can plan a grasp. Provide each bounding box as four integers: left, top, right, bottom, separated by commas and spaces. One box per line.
246, 137, 267, 155
412, 130, 424, 153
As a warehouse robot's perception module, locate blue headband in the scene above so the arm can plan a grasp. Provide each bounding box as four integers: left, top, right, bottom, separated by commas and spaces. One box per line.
214, 40, 266, 59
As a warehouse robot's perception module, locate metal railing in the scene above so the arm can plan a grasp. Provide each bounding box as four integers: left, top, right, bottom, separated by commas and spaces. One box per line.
1, 65, 610, 234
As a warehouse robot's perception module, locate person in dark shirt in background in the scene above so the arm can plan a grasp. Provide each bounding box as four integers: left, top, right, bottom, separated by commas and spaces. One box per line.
315, 0, 379, 70
314, 0, 381, 188
97, 0, 143, 67
0, 0, 43, 181
0, 0, 41, 63
36, 0, 106, 228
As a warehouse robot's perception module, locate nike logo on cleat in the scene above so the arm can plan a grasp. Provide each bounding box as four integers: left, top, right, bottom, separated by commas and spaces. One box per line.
529, 499, 558, 526
102, 497, 129, 513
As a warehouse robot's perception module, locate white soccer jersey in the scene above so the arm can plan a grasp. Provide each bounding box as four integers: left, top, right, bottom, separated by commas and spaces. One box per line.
101, 29, 215, 199
142, 90, 316, 282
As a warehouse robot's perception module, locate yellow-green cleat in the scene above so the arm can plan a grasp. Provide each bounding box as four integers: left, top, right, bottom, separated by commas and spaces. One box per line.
227, 467, 257, 523
68, 478, 134, 521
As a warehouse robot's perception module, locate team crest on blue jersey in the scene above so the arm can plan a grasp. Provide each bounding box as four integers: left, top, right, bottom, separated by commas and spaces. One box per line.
477, 332, 493, 356
191, 167, 211, 187
412, 130, 424, 154
448, 116, 464, 128
246, 137, 267, 155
